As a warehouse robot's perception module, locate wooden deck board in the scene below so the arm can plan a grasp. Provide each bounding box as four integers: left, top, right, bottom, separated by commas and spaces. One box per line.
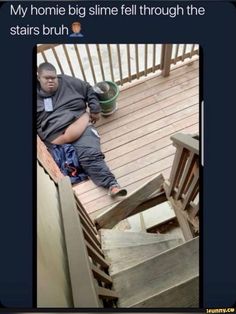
73, 60, 199, 220
74, 123, 198, 199
74, 119, 198, 196
117, 60, 199, 101
96, 75, 198, 133
100, 94, 198, 145
98, 86, 198, 136
101, 103, 198, 152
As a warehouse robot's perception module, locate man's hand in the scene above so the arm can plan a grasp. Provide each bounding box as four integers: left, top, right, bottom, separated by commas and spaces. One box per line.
90, 112, 100, 124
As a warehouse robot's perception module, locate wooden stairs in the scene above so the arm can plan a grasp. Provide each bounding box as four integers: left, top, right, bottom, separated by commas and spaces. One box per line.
101, 230, 183, 274
93, 132, 200, 307
100, 229, 199, 307
37, 132, 199, 307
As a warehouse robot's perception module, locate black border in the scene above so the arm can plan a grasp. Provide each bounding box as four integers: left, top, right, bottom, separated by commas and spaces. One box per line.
33, 45, 38, 309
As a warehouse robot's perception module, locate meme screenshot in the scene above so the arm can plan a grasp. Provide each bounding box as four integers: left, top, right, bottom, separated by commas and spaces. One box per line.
0, 1, 236, 314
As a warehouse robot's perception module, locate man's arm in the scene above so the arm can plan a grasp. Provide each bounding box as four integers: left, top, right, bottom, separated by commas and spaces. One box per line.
69, 75, 101, 122
85, 82, 101, 123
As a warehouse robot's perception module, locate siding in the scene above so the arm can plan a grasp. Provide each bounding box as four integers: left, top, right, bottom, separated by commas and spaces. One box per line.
37, 162, 73, 307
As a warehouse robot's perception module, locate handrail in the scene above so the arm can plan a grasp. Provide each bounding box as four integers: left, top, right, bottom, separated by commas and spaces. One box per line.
164, 133, 199, 239
171, 133, 199, 155
37, 135, 64, 183
37, 44, 199, 86
58, 177, 118, 307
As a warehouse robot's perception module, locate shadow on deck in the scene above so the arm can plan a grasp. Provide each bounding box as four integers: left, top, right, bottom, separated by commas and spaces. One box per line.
73, 59, 199, 220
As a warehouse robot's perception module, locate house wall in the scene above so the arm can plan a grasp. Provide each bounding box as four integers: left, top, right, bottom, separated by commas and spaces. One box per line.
37, 162, 73, 307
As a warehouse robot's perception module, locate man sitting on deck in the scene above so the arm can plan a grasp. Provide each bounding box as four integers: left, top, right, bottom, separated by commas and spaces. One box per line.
37, 62, 127, 197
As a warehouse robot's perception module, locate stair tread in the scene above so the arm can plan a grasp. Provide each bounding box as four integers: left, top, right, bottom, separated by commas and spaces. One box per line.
112, 237, 199, 307
100, 229, 179, 249
104, 238, 183, 275
101, 229, 176, 238
129, 275, 199, 308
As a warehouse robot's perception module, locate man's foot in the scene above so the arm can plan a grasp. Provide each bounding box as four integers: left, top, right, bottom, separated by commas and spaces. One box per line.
108, 185, 127, 198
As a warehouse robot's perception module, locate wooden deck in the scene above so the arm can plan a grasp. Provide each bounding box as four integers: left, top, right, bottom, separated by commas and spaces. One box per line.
73, 59, 199, 220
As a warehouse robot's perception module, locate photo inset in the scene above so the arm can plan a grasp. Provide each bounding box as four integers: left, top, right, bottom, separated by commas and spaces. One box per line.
37, 44, 200, 308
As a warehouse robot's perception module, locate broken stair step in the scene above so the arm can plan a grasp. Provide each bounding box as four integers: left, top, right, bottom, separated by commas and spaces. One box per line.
130, 275, 199, 308
104, 238, 183, 275
100, 229, 179, 249
112, 237, 199, 307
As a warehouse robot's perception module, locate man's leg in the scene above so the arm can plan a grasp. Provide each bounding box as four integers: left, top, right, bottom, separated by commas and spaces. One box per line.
79, 154, 127, 196
79, 154, 118, 188
72, 125, 127, 196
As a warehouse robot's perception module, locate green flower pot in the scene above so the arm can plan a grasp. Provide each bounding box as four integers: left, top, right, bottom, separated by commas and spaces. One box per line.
96, 81, 119, 116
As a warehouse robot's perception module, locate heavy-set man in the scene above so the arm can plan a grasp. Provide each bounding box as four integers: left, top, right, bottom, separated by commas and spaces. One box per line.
37, 62, 127, 197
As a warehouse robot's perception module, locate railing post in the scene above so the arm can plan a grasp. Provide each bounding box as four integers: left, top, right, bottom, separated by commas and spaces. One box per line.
161, 44, 173, 77
38, 44, 200, 85
164, 133, 199, 240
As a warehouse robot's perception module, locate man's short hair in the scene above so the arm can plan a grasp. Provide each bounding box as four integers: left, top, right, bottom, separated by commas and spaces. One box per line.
38, 62, 57, 75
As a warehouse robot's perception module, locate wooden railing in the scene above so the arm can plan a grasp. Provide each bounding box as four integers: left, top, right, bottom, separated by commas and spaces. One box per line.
37, 44, 199, 86
164, 133, 199, 240
58, 177, 118, 307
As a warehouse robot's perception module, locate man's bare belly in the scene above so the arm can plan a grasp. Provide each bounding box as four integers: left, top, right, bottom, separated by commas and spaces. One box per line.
51, 112, 90, 145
